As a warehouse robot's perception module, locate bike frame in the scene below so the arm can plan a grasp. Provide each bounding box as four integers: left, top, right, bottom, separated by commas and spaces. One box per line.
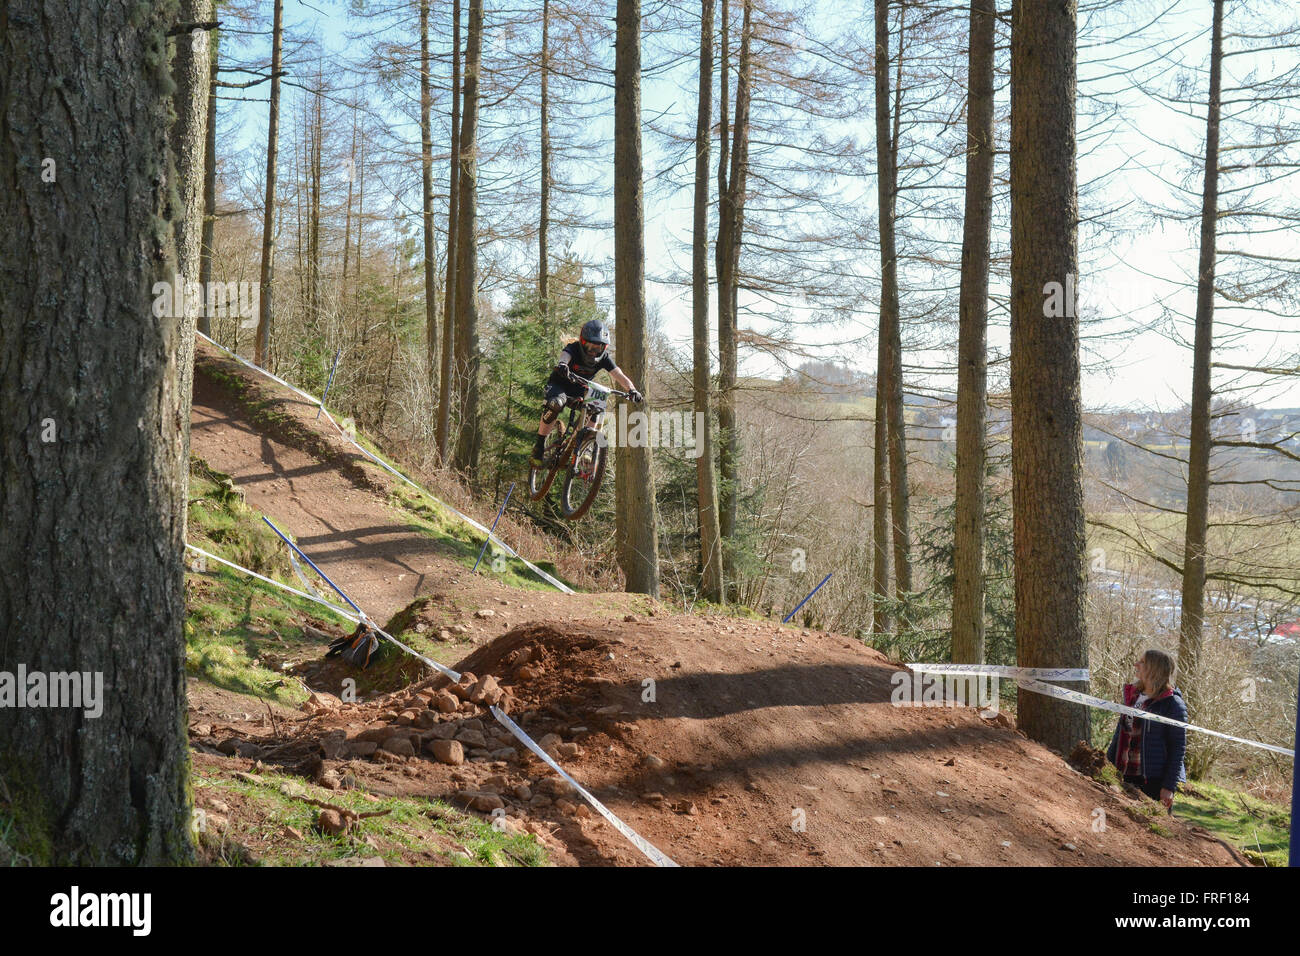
558, 375, 627, 459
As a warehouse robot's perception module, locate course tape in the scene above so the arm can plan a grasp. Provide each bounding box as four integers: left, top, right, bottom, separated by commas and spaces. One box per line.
908, 663, 1090, 681
287, 547, 327, 603
195, 332, 574, 595
490, 706, 679, 868
187, 544, 359, 624
185, 543, 460, 683
1014, 676, 1295, 759
909, 663, 1294, 758
189, 544, 671, 863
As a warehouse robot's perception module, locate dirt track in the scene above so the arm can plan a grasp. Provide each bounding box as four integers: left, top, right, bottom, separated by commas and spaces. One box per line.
188, 343, 1243, 867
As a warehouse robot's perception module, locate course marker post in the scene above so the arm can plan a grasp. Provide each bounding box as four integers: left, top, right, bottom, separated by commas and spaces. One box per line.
262, 516, 366, 620
1292, 673, 1299, 866
316, 349, 341, 420
783, 572, 833, 624
473, 482, 515, 574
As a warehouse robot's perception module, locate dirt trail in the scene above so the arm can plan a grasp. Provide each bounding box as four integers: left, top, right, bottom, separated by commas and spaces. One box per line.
187, 344, 1242, 867
194, 346, 477, 620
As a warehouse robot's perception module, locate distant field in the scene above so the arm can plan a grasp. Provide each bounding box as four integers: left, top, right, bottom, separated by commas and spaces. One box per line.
1087, 510, 1300, 599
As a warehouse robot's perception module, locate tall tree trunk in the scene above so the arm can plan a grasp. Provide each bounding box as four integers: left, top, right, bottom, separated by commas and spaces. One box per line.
198, 25, 220, 339
715, 0, 752, 602
453, 0, 483, 478
951, 0, 995, 664
876, 0, 911, 596
0, 0, 192, 864
437, 0, 462, 466
693, 0, 724, 604
255, 0, 284, 366
1010, 0, 1090, 753
1179, 0, 1225, 721
421, 0, 439, 393
171, 0, 214, 497
308, 70, 323, 344
342, 112, 356, 311
538, 0, 551, 316
355, 129, 364, 319
614, 0, 660, 596
871, 369, 893, 637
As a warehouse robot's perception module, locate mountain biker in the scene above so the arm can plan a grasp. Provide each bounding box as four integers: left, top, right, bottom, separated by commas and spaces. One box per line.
531, 318, 643, 465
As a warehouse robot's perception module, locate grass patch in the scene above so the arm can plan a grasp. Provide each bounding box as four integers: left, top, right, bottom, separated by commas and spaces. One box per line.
388, 482, 571, 592
187, 456, 344, 707
1174, 780, 1291, 866
195, 768, 547, 867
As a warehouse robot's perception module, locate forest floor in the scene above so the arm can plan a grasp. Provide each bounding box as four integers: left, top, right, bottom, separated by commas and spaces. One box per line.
183, 340, 1247, 867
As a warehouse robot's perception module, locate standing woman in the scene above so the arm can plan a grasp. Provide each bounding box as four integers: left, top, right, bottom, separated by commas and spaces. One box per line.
1106, 648, 1188, 809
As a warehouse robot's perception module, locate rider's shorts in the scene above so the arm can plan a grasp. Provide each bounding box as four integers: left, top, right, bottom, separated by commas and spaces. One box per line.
543, 379, 587, 410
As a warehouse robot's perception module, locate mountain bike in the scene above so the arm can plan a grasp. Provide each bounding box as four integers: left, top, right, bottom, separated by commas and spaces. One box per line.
526, 375, 631, 520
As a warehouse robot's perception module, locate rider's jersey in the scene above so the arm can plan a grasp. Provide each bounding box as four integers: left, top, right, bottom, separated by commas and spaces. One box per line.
550, 340, 617, 385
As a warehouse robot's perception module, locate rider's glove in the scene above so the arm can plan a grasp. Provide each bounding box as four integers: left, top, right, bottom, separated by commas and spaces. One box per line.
555, 363, 574, 382
628, 388, 644, 404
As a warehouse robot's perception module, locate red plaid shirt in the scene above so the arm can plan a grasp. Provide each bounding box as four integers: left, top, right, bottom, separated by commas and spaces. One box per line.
1115, 683, 1173, 779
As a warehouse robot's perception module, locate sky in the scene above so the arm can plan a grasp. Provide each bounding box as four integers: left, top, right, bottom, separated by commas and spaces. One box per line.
219, 0, 1300, 412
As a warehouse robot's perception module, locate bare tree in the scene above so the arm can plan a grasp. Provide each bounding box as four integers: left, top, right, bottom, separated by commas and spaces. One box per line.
255, 0, 285, 366
421, 0, 440, 395
614, 0, 660, 596
952, 0, 996, 664
694, 0, 724, 603
438, 0, 462, 466
453, 0, 484, 478
715, 0, 754, 599
1010, 0, 1090, 753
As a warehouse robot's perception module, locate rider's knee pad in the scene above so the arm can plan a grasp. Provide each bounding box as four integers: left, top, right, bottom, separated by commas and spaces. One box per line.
541, 396, 564, 423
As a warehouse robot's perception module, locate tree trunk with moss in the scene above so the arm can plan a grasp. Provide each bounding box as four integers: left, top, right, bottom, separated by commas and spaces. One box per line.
0, 0, 193, 864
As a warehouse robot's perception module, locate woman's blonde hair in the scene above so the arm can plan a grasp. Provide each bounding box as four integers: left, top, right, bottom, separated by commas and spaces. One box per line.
1142, 648, 1175, 694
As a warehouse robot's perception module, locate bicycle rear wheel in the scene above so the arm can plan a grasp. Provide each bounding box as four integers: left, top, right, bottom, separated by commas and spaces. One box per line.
560, 433, 607, 519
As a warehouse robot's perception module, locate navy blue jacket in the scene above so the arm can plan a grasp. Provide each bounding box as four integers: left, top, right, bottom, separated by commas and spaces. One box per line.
1106, 684, 1188, 792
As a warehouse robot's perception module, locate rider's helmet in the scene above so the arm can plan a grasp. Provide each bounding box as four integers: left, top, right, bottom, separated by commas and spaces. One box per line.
579, 319, 610, 361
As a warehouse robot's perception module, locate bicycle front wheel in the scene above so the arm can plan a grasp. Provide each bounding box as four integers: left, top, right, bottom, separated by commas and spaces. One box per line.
560, 434, 607, 519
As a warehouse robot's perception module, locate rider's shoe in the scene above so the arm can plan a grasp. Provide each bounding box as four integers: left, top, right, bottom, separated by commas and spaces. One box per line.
530, 436, 547, 466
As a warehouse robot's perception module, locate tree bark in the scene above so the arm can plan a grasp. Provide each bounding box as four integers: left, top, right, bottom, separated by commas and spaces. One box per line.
307, 69, 322, 341
197, 22, 220, 339
871, 370, 893, 637
614, 0, 660, 596
453, 0, 483, 478
255, 0, 284, 366
1010, 0, 1090, 753
421, 0, 439, 393
1179, 0, 1225, 719
539, 0, 551, 317
875, 0, 911, 596
0, 0, 192, 864
693, 0, 724, 603
715, 0, 752, 602
951, 0, 995, 664
171, 0, 213, 502
342, 111, 356, 311
437, 0, 462, 466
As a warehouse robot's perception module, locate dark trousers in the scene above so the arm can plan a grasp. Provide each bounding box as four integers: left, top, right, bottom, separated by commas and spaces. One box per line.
1124, 775, 1166, 802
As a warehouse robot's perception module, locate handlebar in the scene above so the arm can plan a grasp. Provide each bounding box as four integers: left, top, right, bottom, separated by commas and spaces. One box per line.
569, 373, 630, 400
